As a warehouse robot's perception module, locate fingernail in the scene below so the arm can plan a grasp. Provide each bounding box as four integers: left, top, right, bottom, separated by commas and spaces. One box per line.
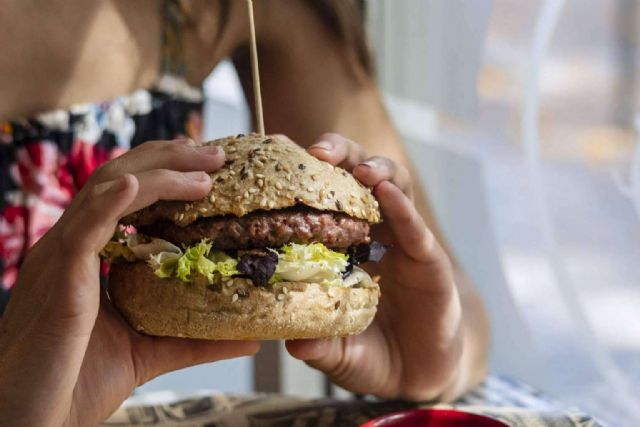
184, 171, 211, 182
359, 160, 378, 169
310, 141, 333, 151
195, 145, 220, 155
94, 176, 128, 195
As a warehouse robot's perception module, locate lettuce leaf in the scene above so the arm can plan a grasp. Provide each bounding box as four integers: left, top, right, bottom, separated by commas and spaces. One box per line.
104, 236, 355, 287
160, 240, 239, 283
149, 252, 181, 278
100, 241, 136, 262
275, 243, 348, 286
128, 236, 181, 260
209, 250, 241, 277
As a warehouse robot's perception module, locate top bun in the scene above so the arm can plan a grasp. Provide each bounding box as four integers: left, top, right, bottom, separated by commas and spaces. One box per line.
123, 134, 381, 227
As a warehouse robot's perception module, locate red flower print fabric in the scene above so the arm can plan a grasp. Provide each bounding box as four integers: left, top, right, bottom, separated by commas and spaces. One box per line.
0, 89, 203, 299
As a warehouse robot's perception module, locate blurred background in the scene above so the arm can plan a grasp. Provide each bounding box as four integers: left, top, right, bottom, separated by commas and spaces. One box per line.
137, 1, 640, 425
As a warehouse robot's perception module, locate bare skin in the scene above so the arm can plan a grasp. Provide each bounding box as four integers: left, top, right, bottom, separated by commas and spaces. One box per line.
246, 1, 489, 400
0, 0, 488, 416
0, 140, 261, 426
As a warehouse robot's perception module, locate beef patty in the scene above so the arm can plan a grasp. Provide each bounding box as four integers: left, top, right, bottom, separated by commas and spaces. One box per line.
137, 208, 371, 250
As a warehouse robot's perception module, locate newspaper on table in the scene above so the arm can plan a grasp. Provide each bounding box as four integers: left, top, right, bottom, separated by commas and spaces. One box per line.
103, 376, 604, 427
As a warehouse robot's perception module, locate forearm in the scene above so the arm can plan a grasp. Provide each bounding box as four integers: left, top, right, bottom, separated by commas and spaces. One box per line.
0, 255, 95, 426
248, 0, 490, 399
439, 268, 489, 401
273, 64, 492, 399
0, 322, 82, 426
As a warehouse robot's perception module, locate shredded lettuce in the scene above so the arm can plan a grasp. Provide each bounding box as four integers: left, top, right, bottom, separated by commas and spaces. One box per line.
209, 251, 241, 277
104, 235, 361, 287
343, 266, 374, 288
148, 252, 181, 278
100, 241, 136, 262
275, 243, 348, 286
128, 236, 181, 260
168, 240, 239, 283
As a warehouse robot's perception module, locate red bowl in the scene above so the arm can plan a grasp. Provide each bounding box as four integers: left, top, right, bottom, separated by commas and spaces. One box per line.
360, 409, 510, 427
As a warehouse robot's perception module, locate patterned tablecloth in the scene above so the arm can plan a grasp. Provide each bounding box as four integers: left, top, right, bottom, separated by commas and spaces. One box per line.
103, 376, 605, 427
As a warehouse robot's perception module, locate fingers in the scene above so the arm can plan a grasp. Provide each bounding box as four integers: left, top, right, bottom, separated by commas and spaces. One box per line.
307, 134, 414, 200
285, 339, 346, 379
127, 138, 197, 154
92, 140, 224, 183
285, 334, 391, 396
285, 339, 339, 364
58, 136, 224, 257
374, 181, 437, 263
308, 133, 368, 170
62, 174, 139, 255
63, 167, 215, 254
354, 156, 413, 200
133, 337, 261, 385
120, 170, 212, 216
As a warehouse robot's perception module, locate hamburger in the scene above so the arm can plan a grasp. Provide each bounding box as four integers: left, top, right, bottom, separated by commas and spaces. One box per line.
103, 134, 387, 340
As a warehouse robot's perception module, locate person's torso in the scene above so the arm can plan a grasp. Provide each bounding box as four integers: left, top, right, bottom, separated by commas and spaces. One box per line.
0, 0, 163, 122
0, 0, 232, 122
0, 0, 229, 293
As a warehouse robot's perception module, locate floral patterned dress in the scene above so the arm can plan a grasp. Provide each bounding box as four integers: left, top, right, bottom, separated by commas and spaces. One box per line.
0, 0, 202, 313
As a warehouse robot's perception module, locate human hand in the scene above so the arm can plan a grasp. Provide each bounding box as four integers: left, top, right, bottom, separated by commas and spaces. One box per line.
0, 140, 259, 427
286, 133, 464, 401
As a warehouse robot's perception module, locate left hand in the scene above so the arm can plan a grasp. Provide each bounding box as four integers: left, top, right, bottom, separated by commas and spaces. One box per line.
286, 134, 464, 400
0, 139, 260, 426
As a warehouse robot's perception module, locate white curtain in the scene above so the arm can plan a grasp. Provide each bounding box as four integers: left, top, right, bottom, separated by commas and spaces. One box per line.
369, 1, 640, 425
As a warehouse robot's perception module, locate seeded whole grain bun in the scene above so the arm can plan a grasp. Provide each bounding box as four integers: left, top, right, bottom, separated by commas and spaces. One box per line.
109, 261, 380, 340
110, 133, 385, 341
123, 133, 381, 228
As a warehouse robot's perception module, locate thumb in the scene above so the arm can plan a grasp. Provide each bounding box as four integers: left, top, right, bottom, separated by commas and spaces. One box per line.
286, 328, 394, 396
61, 174, 139, 255
285, 338, 347, 379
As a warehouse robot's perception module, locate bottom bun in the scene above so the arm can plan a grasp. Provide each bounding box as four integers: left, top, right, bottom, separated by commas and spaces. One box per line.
108, 261, 380, 340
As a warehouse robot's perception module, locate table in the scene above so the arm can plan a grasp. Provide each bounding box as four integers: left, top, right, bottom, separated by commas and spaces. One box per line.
103, 376, 604, 426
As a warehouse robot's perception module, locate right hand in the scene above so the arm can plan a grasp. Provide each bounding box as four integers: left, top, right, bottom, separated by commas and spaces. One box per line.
287, 134, 471, 401
0, 139, 260, 427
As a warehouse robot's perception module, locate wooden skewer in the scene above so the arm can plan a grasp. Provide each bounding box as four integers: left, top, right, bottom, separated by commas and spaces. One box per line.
246, 0, 265, 137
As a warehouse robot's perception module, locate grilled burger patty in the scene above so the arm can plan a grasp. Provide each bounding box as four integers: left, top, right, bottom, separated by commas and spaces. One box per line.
137, 208, 371, 250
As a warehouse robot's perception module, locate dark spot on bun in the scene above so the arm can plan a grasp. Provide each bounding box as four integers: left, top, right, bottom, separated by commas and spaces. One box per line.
207, 283, 222, 292
298, 164, 306, 170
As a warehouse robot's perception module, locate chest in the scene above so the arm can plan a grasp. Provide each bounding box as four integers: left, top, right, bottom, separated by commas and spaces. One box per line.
0, 0, 161, 120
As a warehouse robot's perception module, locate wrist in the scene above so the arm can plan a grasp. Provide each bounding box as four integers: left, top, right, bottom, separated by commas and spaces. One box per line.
0, 321, 78, 425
